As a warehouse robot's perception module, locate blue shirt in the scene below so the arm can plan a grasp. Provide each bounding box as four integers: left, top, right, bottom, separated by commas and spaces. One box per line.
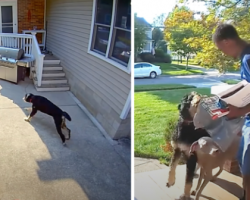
240, 45, 250, 125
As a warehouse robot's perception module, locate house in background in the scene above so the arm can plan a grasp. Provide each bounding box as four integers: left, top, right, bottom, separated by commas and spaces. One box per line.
0, 0, 131, 140
136, 17, 153, 54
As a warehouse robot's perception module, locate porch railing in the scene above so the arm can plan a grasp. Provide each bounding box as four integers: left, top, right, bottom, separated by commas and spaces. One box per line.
0, 33, 45, 86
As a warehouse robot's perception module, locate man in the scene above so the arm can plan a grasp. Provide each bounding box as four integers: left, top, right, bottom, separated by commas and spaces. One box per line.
213, 23, 250, 200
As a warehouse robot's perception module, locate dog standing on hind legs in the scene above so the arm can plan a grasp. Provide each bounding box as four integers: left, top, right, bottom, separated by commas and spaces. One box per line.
23, 93, 72, 145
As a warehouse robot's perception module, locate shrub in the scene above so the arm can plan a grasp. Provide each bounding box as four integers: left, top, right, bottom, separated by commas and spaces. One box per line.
139, 52, 155, 62
155, 49, 165, 58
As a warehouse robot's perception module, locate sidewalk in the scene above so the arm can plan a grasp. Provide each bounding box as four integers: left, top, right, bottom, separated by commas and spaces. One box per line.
0, 78, 131, 200
135, 157, 243, 200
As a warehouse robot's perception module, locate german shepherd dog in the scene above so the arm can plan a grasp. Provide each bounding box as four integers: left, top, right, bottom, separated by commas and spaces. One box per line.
23, 93, 71, 145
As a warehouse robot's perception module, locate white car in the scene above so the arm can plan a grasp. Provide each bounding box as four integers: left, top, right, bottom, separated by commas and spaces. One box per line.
134, 62, 162, 78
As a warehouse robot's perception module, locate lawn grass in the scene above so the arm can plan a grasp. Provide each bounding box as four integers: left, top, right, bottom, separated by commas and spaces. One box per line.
134, 87, 211, 164
134, 84, 196, 92
172, 60, 199, 66
221, 79, 241, 85
154, 63, 204, 76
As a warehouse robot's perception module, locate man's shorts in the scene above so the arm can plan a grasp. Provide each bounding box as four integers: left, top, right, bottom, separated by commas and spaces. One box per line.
237, 124, 250, 175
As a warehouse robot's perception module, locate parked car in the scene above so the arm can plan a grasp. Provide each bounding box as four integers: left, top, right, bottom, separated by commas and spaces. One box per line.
134, 62, 162, 78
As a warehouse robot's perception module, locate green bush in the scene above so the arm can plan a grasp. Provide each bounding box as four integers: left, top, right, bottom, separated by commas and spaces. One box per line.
139, 52, 155, 62
155, 49, 165, 58
139, 52, 172, 63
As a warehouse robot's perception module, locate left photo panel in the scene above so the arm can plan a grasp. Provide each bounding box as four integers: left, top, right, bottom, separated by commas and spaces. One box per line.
0, 0, 132, 199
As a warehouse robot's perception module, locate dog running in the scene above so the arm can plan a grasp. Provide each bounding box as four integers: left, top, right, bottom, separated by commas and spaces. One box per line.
23, 93, 71, 145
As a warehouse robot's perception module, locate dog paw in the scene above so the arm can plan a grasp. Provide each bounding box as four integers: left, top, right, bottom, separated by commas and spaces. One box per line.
24, 117, 30, 122
166, 180, 175, 187
177, 194, 192, 200
62, 142, 66, 146
191, 190, 196, 196
166, 175, 175, 187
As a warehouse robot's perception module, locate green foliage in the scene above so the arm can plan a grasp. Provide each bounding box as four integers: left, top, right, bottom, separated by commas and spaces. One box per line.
152, 28, 164, 45
139, 52, 172, 63
155, 40, 168, 53
163, 2, 250, 72
134, 13, 147, 60
154, 49, 165, 58
164, 6, 199, 63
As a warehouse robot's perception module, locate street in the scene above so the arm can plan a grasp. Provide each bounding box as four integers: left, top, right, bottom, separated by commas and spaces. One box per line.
134, 73, 241, 88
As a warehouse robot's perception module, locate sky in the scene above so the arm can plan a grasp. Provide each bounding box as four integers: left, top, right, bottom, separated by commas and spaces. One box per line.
133, 0, 208, 25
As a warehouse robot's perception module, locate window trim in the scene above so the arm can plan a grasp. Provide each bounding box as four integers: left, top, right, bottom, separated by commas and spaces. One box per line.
88, 0, 131, 74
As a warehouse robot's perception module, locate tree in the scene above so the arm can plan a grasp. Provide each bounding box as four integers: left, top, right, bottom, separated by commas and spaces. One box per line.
134, 13, 147, 61
152, 13, 167, 27
155, 40, 168, 52
164, 6, 199, 68
152, 28, 163, 45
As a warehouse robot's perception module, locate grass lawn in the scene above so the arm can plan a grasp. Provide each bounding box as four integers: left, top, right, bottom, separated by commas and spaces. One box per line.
172, 60, 199, 66
221, 79, 241, 85
134, 84, 196, 92
154, 63, 204, 76
134, 87, 211, 164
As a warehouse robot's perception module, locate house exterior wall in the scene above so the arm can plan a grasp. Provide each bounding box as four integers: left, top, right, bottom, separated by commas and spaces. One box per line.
17, 0, 44, 43
46, 0, 131, 139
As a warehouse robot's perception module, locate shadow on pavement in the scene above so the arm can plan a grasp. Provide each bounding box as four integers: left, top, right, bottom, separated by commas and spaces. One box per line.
0, 78, 131, 200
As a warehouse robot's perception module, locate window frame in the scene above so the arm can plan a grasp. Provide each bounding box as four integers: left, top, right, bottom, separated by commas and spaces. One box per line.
88, 0, 131, 74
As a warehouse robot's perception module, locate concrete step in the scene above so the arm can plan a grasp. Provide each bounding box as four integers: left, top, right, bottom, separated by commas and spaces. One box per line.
32, 64, 63, 71
43, 59, 60, 65
32, 70, 65, 77
34, 83, 70, 92
33, 76, 68, 84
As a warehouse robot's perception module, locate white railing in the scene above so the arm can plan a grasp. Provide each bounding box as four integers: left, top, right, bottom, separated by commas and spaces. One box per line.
0, 33, 45, 86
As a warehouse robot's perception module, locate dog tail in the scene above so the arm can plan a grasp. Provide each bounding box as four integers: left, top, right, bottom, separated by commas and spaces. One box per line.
62, 111, 71, 121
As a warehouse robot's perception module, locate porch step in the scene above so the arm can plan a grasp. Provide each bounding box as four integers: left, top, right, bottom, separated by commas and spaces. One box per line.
33, 76, 68, 84
32, 70, 65, 77
43, 59, 60, 65
32, 64, 63, 71
34, 83, 70, 92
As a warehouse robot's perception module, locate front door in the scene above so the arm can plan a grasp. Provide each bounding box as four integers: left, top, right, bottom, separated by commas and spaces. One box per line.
0, 1, 17, 33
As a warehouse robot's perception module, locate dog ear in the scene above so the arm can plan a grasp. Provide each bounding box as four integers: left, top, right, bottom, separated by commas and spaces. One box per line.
189, 141, 199, 154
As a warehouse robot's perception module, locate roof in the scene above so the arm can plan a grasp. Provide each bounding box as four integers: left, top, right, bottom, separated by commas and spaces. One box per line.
135, 17, 152, 27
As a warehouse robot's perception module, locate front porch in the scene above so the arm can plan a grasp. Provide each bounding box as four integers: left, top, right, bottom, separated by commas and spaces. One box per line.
0, 0, 69, 91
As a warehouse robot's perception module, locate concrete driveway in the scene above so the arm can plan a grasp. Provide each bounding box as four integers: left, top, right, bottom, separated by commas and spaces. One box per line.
0, 78, 130, 200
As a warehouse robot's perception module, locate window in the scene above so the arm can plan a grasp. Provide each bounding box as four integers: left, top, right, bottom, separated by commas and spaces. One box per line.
134, 64, 141, 68
90, 0, 131, 69
142, 63, 151, 68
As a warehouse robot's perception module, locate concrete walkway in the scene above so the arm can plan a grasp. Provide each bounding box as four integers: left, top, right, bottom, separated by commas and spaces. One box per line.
135, 157, 243, 200
0, 78, 130, 200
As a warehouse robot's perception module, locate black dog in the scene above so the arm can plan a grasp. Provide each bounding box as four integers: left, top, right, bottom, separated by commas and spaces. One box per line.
23, 93, 71, 145
167, 92, 211, 200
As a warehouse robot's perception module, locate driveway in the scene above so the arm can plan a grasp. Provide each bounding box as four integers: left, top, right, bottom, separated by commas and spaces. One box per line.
0, 78, 130, 200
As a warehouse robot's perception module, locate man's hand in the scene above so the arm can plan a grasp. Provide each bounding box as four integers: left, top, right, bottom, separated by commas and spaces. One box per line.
226, 104, 244, 119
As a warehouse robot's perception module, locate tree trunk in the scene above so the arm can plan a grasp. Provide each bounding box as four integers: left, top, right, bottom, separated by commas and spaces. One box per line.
186, 57, 189, 70
180, 56, 182, 63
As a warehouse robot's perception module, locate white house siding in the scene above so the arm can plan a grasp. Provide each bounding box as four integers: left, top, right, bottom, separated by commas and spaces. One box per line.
46, 0, 131, 139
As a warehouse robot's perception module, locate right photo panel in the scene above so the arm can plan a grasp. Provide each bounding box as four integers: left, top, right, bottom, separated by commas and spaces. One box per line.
134, 0, 247, 199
